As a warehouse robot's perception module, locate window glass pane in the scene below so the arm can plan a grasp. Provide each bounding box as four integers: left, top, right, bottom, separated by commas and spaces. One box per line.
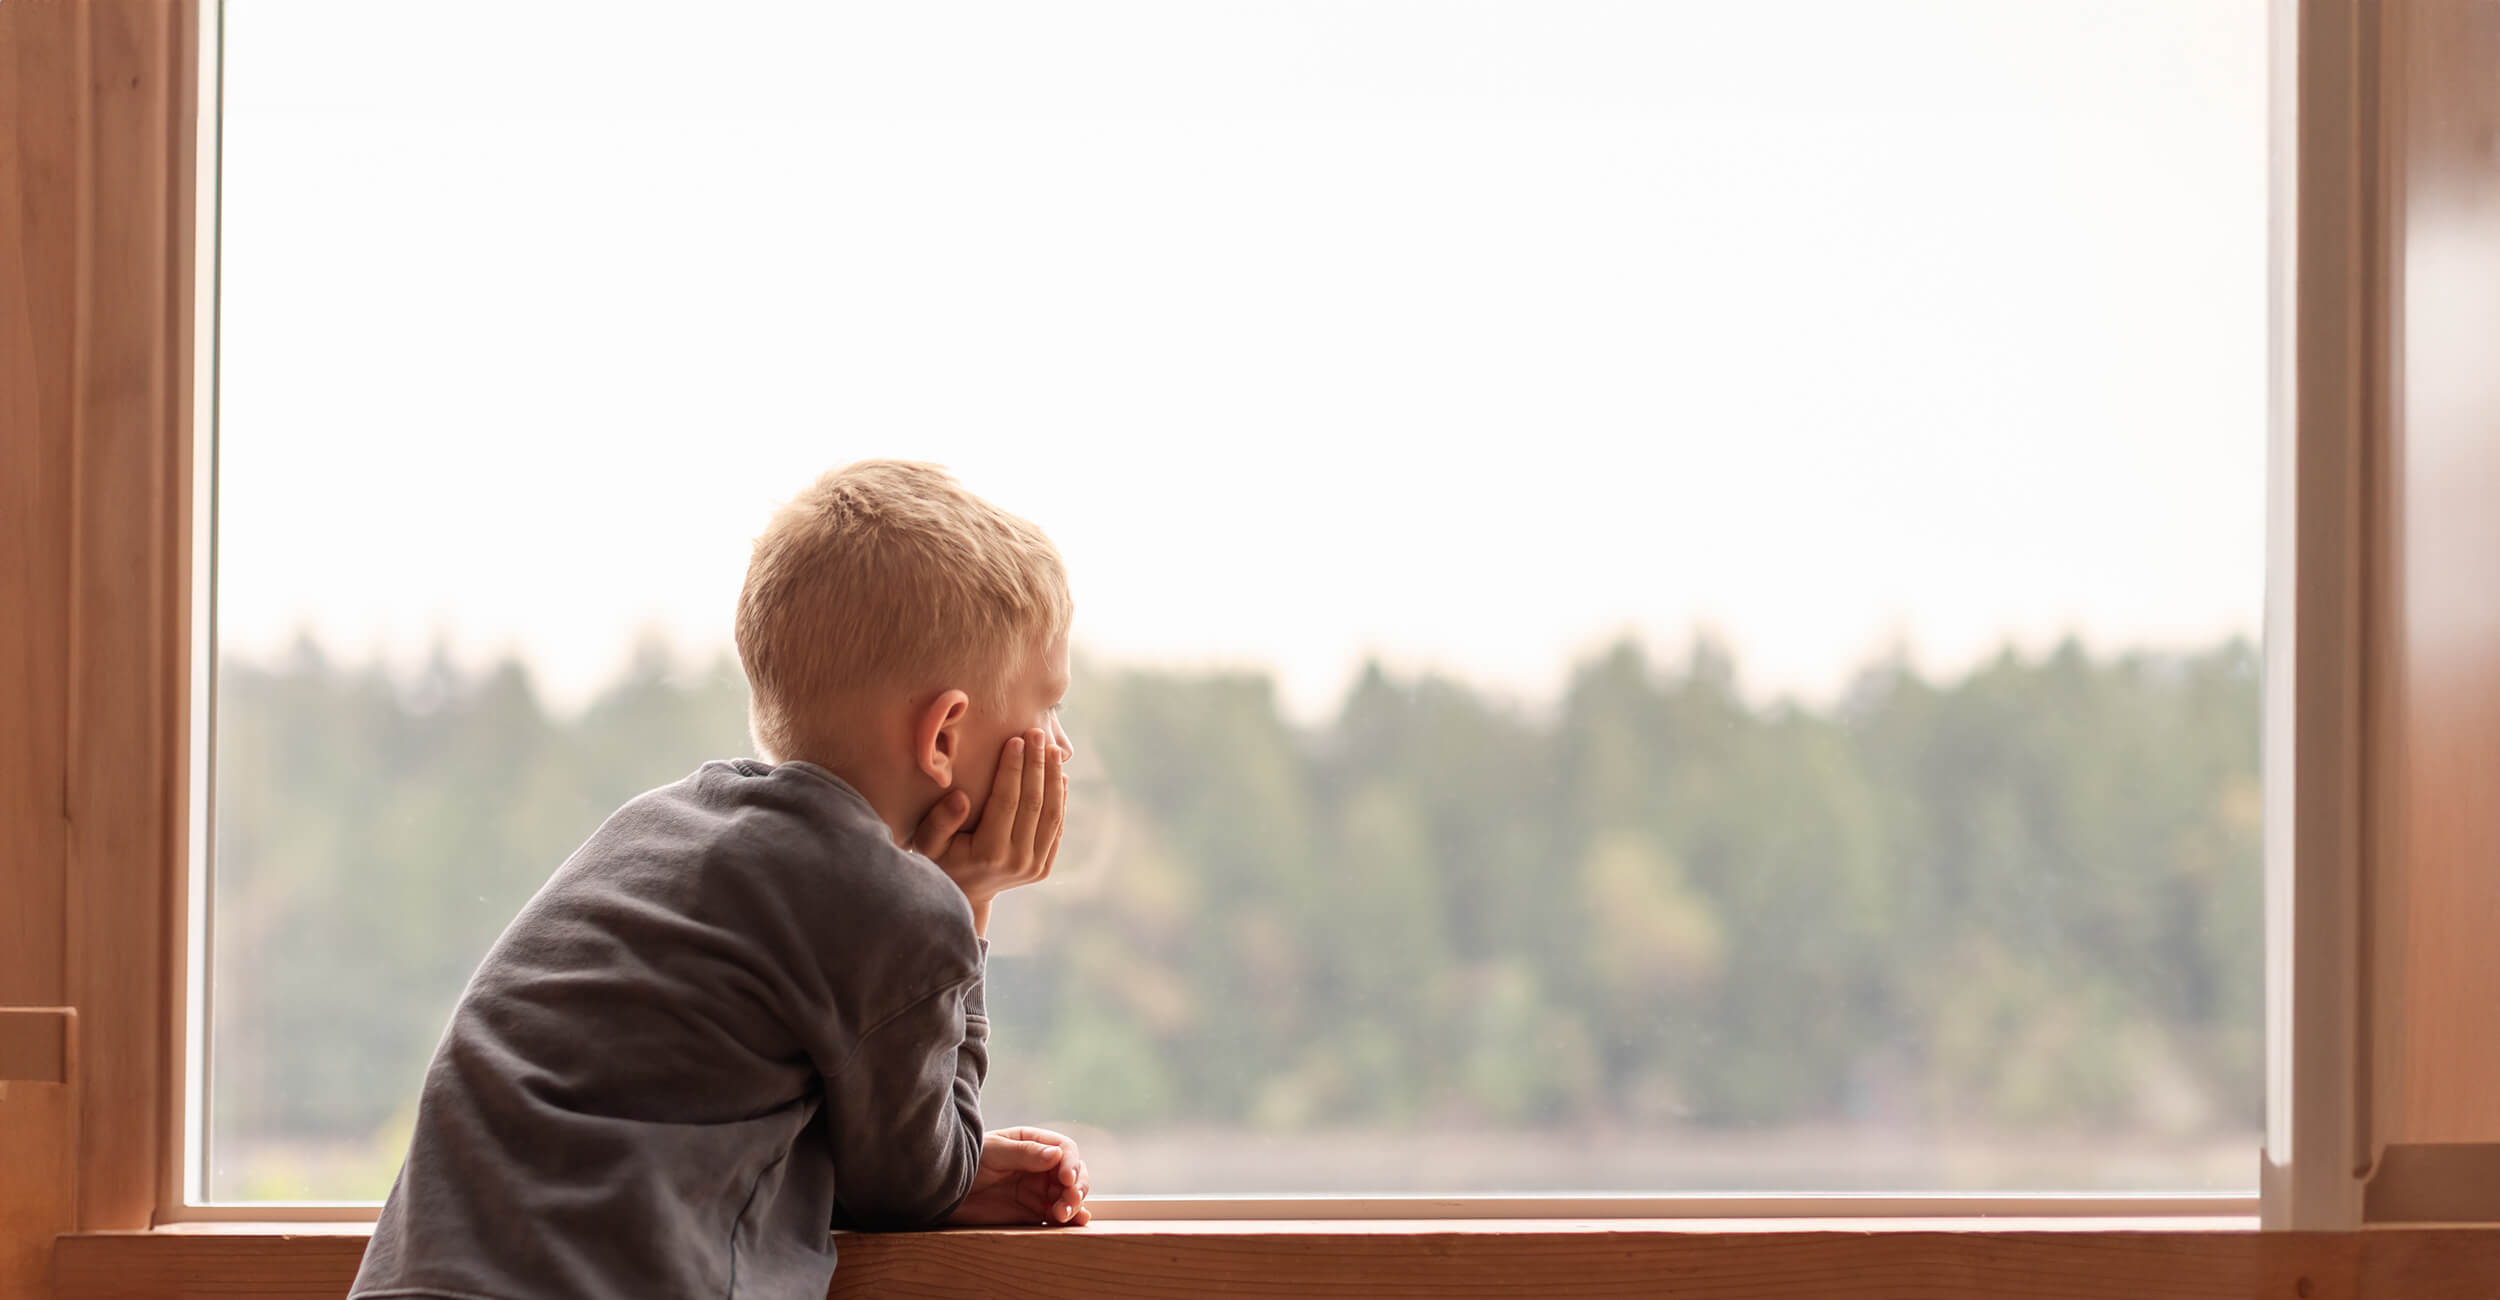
210, 0, 2268, 1199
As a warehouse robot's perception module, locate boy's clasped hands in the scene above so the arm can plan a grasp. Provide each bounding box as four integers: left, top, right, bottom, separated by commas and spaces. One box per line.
914, 726, 1091, 1228
949, 1126, 1092, 1227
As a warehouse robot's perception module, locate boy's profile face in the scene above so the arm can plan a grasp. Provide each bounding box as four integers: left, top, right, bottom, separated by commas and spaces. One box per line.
948, 629, 1074, 831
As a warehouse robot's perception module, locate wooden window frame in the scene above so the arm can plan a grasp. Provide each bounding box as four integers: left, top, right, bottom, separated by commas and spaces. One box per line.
6, 0, 2499, 1294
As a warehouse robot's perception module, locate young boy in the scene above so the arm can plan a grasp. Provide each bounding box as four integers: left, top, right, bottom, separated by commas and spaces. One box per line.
351, 460, 1091, 1299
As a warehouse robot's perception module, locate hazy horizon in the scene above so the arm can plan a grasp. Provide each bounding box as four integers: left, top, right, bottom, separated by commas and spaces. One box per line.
223, 619, 2264, 734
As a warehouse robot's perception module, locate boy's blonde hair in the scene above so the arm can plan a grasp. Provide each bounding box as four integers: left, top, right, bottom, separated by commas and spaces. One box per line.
736, 460, 1072, 764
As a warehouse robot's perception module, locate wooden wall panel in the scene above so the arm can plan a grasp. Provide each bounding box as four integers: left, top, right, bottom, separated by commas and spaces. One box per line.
0, 0, 82, 1016
2371, 0, 2500, 1151
0, 1083, 79, 1300
1, 1011, 78, 1300
0, 1, 94, 1288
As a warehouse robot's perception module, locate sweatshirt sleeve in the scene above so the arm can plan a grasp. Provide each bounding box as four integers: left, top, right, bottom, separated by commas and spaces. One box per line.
823, 964, 989, 1231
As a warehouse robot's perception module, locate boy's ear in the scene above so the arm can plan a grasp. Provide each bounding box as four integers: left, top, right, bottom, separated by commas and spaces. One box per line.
914, 689, 972, 788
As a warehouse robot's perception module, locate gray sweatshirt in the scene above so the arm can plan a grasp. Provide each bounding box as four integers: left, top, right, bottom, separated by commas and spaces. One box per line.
350, 758, 988, 1300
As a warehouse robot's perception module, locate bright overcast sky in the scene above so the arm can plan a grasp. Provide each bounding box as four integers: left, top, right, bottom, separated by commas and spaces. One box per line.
215, 1, 2269, 723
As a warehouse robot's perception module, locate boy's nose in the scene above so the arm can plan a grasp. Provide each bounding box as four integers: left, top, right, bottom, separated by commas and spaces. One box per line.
1050, 717, 1075, 763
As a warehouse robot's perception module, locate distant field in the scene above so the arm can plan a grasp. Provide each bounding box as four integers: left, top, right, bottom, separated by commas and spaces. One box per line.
1054, 1125, 2262, 1195
225, 1125, 2261, 1203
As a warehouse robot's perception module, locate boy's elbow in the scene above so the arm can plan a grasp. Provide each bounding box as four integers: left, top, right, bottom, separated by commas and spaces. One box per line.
833, 1183, 965, 1233
834, 1140, 979, 1231
840, 1190, 955, 1230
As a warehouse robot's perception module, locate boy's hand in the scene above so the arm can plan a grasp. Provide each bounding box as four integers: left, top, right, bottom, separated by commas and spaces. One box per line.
913, 729, 1068, 928
944, 1127, 1092, 1227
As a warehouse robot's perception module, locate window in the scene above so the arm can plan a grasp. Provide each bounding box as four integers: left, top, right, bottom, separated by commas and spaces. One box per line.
203, 0, 2269, 1204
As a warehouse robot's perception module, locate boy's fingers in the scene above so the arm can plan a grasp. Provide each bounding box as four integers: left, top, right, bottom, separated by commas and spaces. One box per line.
1037, 767, 1068, 879
975, 737, 1027, 853
992, 1138, 1063, 1172
993, 1125, 1052, 1144
1000, 1125, 1078, 1167
1009, 730, 1048, 858
1017, 1176, 1078, 1225
1052, 1177, 1085, 1221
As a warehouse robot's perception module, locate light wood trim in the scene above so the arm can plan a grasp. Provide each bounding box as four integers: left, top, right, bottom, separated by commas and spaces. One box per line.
43, 1224, 2500, 1300
60, 0, 196, 1235
0, 0, 198, 1242
2274, 0, 2390, 1232
2355, 0, 2409, 1199
170, 0, 216, 1221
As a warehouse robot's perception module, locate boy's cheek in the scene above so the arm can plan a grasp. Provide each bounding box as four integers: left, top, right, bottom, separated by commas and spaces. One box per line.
953, 769, 997, 830
950, 763, 988, 814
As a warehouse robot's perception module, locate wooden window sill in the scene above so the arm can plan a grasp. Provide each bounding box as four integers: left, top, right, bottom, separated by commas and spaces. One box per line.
50, 1219, 2500, 1298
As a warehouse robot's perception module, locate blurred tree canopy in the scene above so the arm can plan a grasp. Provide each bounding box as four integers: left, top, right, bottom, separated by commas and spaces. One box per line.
210, 633, 2260, 1195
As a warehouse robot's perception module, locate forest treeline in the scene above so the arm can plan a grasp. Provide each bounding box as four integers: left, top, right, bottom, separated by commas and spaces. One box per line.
209, 633, 2260, 1197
